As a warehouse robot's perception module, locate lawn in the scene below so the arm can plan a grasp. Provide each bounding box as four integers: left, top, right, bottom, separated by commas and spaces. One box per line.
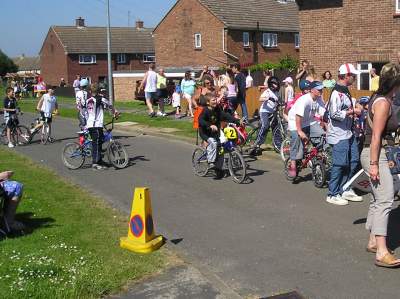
0, 148, 165, 298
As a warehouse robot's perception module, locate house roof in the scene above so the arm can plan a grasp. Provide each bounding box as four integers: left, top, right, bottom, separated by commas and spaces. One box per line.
198, 0, 299, 32
50, 26, 154, 54
12, 56, 40, 71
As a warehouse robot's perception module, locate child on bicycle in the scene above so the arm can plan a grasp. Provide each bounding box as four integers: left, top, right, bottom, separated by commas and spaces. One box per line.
31, 88, 59, 141
3, 87, 18, 148
86, 84, 119, 170
76, 79, 89, 130
287, 81, 326, 179
198, 92, 240, 172
249, 76, 281, 156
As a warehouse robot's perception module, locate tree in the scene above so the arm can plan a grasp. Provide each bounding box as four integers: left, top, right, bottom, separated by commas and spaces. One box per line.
0, 49, 18, 76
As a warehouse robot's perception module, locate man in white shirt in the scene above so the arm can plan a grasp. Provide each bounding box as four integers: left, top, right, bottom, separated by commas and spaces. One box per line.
140, 63, 158, 117
287, 81, 325, 179
73, 75, 81, 95
31, 88, 59, 140
76, 79, 89, 129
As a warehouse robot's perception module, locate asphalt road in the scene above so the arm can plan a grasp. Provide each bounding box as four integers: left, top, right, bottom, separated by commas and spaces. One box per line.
12, 114, 400, 299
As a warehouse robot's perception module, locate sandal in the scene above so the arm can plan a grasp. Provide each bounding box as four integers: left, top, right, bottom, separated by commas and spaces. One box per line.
375, 253, 400, 268
366, 246, 394, 254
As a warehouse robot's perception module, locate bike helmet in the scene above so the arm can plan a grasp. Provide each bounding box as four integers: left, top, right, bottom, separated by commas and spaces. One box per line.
175, 85, 181, 93
267, 76, 280, 92
299, 80, 311, 91
80, 78, 89, 87
358, 96, 370, 106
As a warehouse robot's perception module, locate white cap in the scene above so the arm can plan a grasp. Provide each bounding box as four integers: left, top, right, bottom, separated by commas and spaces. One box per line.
338, 63, 360, 75
282, 77, 293, 84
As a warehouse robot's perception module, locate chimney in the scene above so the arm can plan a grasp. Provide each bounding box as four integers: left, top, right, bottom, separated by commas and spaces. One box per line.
135, 20, 144, 29
75, 17, 85, 27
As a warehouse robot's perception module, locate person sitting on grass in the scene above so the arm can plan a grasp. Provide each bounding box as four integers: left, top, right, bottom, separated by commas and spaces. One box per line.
86, 84, 119, 170
0, 170, 25, 231
198, 93, 241, 177
31, 88, 59, 141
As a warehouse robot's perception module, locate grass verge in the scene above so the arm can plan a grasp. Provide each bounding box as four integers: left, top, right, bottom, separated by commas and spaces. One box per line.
0, 148, 165, 298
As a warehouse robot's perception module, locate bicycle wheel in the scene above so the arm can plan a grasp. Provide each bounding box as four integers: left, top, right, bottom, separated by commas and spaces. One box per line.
107, 141, 129, 169
228, 148, 247, 184
272, 126, 285, 153
164, 97, 172, 105
192, 147, 209, 177
62, 142, 85, 169
312, 159, 327, 188
14, 125, 32, 145
280, 137, 291, 162
41, 123, 51, 145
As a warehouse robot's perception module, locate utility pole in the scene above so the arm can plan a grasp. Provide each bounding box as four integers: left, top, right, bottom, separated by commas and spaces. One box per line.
106, 0, 114, 105
128, 10, 130, 26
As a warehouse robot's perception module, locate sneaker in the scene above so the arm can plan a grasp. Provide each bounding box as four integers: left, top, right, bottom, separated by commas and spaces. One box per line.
148, 112, 156, 117
208, 162, 216, 170
342, 189, 363, 202
156, 111, 163, 116
161, 113, 167, 117
8, 143, 15, 148
9, 221, 26, 231
326, 194, 349, 206
92, 164, 107, 170
288, 165, 297, 179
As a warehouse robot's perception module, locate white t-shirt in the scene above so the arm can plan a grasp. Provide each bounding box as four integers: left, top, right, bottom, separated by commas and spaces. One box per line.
144, 70, 157, 93
41, 94, 57, 117
259, 89, 279, 113
246, 75, 254, 88
86, 95, 111, 128
75, 90, 88, 110
288, 93, 325, 131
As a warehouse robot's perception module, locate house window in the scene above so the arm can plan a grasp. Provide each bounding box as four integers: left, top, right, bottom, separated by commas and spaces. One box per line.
357, 62, 371, 90
397, 0, 400, 13
295, 33, 300, 49
116, 53, 126, 64
262, 33, 278, 48
194, 33, 202, 49
79, 55, 96, 64
143, 54, 156, 63
243, 32, 250, 47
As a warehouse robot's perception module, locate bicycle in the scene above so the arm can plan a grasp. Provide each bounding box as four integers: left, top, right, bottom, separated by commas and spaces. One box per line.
28, 116, 53, 145
283, 134, 331, 188
242, 102, 287, 154
61, 117, 129, 170
0, 109, 31, 146
192, 125, 247, 184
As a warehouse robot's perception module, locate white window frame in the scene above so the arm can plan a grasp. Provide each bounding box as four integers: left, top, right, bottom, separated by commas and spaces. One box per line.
243, 32, 250, 47
116, 53, 126, 64
143, 54, 156, 63
79, 54, 96, 64
262, 33, 278, 48
294, 33, 300, 49
357, 62, 372, 90
397, 0, 400, 13
194, 33, 202, 49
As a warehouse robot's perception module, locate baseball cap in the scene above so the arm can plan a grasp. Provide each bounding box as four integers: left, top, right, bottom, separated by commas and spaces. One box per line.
339, 63, 360, 75
299, 79, 311, 91
282, 77, 293, 84
310, 81, 324, 90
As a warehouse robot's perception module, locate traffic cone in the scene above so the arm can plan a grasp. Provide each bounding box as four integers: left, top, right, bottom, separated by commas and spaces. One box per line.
120, 187, 164, 253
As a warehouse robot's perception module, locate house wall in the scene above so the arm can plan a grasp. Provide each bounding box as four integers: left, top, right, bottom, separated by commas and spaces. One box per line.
154, 0, 226, 69
226, 30, 299, 65
298, 0, 400, 76
40, 28, 68, 86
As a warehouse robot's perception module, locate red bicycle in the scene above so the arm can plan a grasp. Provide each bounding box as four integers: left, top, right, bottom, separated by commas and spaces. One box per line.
284, 135, 331, 188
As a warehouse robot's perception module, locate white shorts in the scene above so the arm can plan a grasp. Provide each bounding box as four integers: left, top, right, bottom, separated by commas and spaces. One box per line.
183, 93, 193, 101
172, 98, 181, 108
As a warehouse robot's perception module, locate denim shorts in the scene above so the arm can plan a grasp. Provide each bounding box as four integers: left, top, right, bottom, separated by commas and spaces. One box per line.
289, 126, 310, 161
145, 92, 158, 101
1, 181, 23, 198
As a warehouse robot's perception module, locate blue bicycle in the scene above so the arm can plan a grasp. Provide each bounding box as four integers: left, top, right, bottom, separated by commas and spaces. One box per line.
61, 117, 128, 169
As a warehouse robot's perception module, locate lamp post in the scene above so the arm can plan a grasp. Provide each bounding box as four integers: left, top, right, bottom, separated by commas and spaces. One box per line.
106, 0, 114, 105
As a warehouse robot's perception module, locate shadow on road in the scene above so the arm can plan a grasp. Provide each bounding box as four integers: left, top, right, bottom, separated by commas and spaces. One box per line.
129, 156, 150, 166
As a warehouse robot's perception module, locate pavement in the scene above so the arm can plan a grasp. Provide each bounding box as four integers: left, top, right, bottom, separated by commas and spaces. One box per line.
12, 113, 400, 299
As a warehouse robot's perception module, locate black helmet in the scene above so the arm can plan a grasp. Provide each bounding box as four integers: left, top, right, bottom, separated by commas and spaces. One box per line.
267, 76, 280, 92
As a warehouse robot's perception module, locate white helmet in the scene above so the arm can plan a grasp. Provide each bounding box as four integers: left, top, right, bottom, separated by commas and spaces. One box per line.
80, 78, 89, 87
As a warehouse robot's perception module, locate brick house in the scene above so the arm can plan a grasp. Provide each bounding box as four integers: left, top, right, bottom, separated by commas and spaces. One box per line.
153, 0, 299, 70
296, 0, 400, 90
40, 18, 155, 86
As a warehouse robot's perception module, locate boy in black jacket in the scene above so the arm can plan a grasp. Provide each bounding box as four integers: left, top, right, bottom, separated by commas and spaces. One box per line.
198, 93, 240, 169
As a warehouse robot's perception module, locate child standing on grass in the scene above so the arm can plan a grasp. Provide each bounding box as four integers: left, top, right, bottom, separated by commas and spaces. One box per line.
172, 86, 182, 118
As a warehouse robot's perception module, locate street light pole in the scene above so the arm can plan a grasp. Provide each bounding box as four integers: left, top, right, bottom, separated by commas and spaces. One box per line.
106, 0, 114, 105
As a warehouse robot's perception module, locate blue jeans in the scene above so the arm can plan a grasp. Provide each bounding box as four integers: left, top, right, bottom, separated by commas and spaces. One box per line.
255, 112, 271, 146
328, 136, 359, 197
230, 98, 249, 120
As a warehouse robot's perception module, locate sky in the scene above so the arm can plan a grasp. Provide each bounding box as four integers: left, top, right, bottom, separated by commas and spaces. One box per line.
0, 0, 176, 58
